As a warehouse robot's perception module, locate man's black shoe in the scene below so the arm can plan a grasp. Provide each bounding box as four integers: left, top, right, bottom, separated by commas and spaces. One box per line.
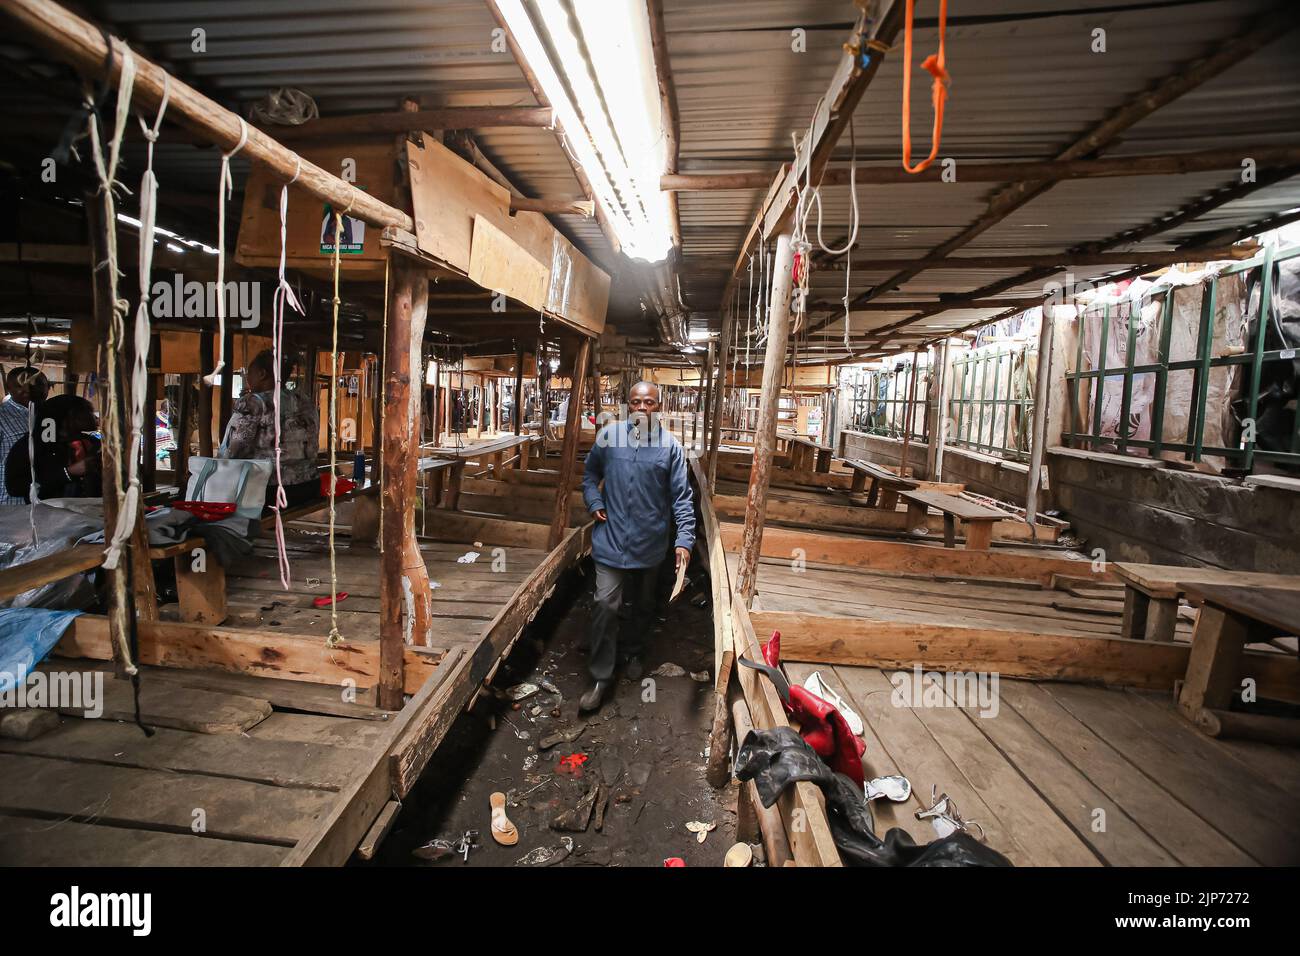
624, 656, 644, 681
579, 680, 611, 712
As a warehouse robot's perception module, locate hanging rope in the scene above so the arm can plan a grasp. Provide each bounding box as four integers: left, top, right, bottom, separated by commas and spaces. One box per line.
325, 210, 345, 647
901, 0, 951, 174
203, 118, 249, 387
104, 65, 169, 572
270, 159, 305, 590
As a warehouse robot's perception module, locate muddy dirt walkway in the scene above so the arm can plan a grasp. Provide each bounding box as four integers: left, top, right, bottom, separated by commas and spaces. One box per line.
376, 560, 738, 867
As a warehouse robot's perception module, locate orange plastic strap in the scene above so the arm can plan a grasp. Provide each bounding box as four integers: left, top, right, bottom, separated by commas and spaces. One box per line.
902, 0, 950, 174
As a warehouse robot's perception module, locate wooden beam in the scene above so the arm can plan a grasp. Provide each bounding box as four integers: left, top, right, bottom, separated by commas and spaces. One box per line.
57, 617, 443, 696
721, 521, 1116, 587
0, 0, 412, 233
550, 337, 591, 549
508, 196, 595, 217
266, 107, 554, 141
379, 252, 433, 710
736, 233, 796, 603
751, 609, 1300, 704
662, 145, 1300, 191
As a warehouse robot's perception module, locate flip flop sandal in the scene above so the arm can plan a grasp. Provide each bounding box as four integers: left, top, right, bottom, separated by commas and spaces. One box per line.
724, 842, 753, 867
489, 791, 519, 846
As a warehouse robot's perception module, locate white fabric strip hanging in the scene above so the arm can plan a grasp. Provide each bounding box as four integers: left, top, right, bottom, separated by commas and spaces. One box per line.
270, 160, 305, 590
203, 118, 249, 388
105, 66, 169, 572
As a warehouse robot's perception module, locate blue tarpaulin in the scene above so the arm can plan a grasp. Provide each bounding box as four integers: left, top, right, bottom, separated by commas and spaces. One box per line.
0, 608, 83, 693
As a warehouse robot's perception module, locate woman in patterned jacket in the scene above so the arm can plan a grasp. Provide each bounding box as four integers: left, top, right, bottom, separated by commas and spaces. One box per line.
219, 349, 320, 509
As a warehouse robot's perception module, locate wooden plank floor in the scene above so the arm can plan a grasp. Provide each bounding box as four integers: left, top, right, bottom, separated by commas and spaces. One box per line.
2, 517, 576, 866
808, 665, 1300, 866
0, 665, 387, 866
729, 552, 1168, 639
182, 528, 547, 648
725, 506, 1300, 866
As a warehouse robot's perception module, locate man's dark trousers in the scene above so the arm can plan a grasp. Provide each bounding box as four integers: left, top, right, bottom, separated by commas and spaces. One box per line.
589, 561, 659, 681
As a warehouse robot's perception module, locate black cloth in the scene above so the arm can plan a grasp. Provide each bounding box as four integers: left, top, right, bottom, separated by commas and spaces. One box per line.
266, 478, 321, 512
735, 727, 1013, 867
4, 434, 102, 501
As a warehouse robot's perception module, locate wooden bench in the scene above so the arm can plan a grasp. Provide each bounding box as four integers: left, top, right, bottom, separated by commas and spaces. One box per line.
899, 489, 1007, 551
1177, 584, 1300, 743
1113, 562, 1300, 643
781, 433, 834, 474
840, 458, 918, 509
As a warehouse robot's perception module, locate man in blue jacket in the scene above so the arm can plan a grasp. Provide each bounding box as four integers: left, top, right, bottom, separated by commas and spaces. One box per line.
579, 381, 695, 711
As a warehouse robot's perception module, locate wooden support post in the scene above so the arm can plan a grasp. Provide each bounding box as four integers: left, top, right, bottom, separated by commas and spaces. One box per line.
1025, 304, 1056, 524
1177, 604, 1250, 720
549, 338, 591, 550
379, 252, 433, 710
700, 340, 715, 456
706, 310, 733, 493
1121, 588, 1151, 640
898, 350, 920, 478
174, 551, 227, 624
512, 344, 525, 435
351, 493, 380, 548
198, 331, 214, 457
175, 372, 195, 488
141, 372, 158, 493
1145, 597, 1180, 642
218, 323, 235, 440
736, 233, 795, 604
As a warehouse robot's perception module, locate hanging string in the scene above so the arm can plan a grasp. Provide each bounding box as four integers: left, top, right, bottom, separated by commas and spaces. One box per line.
86, 40, 141, 679
203, 117, 249, 387
325, 211, 345, 647
270, 160, 305, 590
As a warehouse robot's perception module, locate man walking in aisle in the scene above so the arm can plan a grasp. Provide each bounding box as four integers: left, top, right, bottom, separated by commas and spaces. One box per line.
579, 381, 695, 712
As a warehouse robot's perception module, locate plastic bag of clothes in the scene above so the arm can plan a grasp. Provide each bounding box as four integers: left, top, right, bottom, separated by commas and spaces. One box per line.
735, 727, 1011, 867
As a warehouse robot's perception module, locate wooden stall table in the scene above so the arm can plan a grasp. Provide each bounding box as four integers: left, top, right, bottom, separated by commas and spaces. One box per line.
899, 489, 1006, 551
1114, 563, 1300, 643
841, 458, 918, 509
781, 433, 833, 474
1176, 584, 1300, 741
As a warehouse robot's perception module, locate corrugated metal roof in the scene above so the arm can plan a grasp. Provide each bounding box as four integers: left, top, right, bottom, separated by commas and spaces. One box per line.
3, 0, 1299, 356
665, 0, 1300, 353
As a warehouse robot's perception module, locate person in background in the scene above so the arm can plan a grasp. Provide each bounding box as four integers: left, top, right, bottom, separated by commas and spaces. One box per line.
0, 366, 50, 505
219, 349, 320, 509
4, 394, 101, 502
578, 380, 695, 712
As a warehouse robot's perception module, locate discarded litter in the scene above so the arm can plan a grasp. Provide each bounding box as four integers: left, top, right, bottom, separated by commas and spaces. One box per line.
457, 551, 481, 564
429, 581, 441, 590
689, 670, 710, 683
556, 752, 588, 775
411, 838, 456, 863
539, 723, 586, 751
517, 836, 573, 867
505, 682, 539, 701
685, 820, 716, 844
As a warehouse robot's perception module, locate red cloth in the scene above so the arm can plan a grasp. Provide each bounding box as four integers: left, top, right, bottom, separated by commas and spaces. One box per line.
761, 630, 865, 787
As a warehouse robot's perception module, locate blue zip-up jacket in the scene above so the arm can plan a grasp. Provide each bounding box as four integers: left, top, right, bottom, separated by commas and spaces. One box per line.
582, 418, 696, 570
